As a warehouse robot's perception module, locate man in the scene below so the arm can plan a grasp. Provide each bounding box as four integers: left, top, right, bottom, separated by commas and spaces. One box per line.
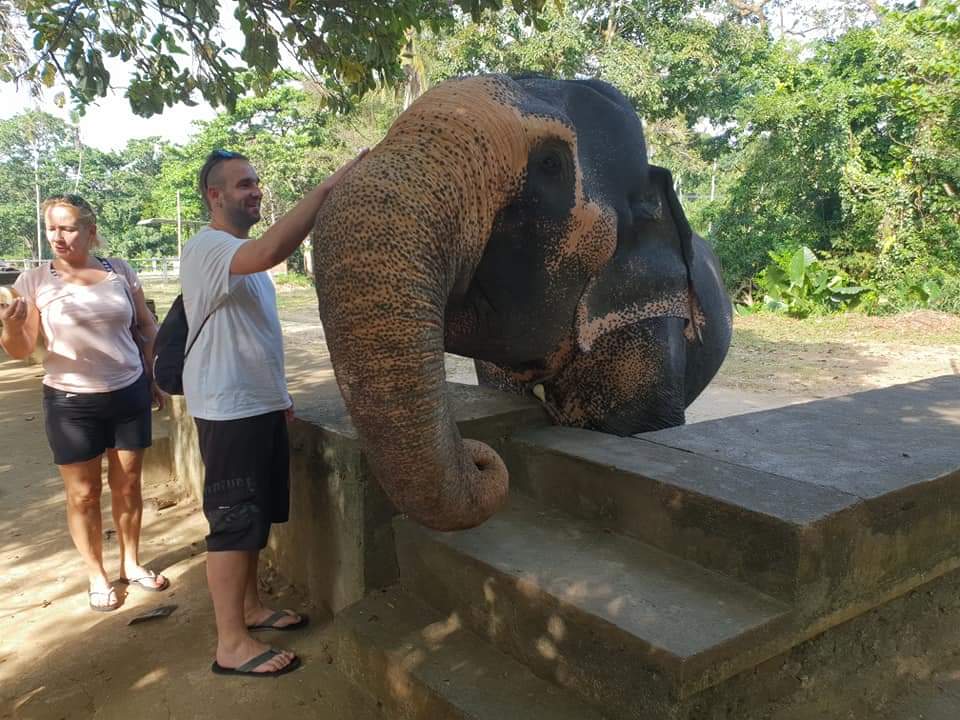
181, 148, 366, 677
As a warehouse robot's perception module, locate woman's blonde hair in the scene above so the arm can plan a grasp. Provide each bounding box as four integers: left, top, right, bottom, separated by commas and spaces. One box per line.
41, 194, 103, 248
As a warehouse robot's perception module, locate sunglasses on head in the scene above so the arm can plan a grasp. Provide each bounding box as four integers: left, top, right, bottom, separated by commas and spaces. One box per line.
201, 149, 244, 192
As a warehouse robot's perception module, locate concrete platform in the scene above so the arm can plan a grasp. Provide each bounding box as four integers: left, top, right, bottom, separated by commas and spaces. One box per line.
155, 365, 960, 719
395, 494, 791, 715
373, 376, 960, 719
505, 376, 960, 620
649, 374, 960, 499
335, 586, 606, 720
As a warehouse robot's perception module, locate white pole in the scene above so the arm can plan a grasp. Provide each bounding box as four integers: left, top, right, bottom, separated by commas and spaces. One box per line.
34, 147, 42, 261
176, 190, 183, 258
74, 127, 83, 193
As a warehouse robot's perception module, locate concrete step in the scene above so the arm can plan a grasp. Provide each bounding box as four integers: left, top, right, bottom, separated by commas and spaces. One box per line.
503, 426, 843, 604
394, 493, 791, 720
333, 585, 608, 720
503, 376, 960, 617
142, 408, 173, 486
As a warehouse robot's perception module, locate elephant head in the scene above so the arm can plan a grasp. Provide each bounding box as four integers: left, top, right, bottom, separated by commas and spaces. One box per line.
476, 164, 732, 435
312, 74, 731, 531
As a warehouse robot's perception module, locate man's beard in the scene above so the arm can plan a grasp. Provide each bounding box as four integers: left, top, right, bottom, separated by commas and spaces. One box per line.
226, 203, 261, 233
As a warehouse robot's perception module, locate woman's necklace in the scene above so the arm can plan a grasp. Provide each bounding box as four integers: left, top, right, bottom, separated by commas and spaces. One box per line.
50, 256, 110, 282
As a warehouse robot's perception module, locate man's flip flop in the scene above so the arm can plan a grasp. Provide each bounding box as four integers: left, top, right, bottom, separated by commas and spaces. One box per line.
211, 649, 302, 677
119, 572, 170, 592
247, 610, 310, 632
89, 587, 121, 612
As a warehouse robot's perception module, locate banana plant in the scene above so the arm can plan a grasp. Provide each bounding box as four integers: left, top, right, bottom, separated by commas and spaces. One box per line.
760, 246, 869, 318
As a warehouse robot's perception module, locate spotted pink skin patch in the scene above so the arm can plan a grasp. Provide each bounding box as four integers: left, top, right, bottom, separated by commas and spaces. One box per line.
576, 286, 692, 353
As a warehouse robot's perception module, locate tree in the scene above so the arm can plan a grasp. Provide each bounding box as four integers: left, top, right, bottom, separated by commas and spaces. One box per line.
0, 110, 172, 260
9, 0, 551, 117
0, 111, 78, 259
84, 137, 169, 258
148, 77, 401, 269
705, 0, 960, 312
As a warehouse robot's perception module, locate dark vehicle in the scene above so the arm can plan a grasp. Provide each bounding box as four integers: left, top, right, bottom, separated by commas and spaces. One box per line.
0, 260, 20, 286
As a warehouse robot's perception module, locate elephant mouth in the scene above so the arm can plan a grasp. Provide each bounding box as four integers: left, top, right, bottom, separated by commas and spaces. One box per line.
575, 281, 691, 354
447, 275, 574, 365
532, 315, 688, 436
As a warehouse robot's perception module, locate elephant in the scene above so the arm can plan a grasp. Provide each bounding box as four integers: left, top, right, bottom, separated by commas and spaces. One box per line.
312, 74, 732, 532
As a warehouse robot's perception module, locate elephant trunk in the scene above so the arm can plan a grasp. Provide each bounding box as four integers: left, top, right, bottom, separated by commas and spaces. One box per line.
312, 78, 528, 530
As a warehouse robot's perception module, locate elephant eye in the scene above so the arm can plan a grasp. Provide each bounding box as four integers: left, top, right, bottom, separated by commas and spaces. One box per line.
540, 154, 563, 176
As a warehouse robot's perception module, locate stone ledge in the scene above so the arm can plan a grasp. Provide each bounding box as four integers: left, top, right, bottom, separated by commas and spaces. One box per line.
505, 376, 960, 621
166, 381, 548, 617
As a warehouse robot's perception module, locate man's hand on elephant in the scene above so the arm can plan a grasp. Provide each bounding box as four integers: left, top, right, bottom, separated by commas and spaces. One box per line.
285, 394, 295, 423
319, 148, 369, 196
231, 148, 372, 277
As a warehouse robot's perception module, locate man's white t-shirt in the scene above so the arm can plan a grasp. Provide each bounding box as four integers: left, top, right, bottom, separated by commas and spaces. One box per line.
180, 226, 289, 421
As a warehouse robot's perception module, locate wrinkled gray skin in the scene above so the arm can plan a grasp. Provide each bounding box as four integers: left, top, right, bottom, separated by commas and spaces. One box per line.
475, 163, 732, 435
312, 74, 731, 531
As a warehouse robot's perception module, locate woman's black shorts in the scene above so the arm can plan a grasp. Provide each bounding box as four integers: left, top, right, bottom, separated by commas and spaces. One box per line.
42, 372, 152, 466
195, 410, 290, 552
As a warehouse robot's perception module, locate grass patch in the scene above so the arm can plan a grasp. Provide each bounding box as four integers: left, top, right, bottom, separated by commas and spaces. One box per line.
733, 311, 960, 347
142, 277, 318, 318
142, 281, 182, 321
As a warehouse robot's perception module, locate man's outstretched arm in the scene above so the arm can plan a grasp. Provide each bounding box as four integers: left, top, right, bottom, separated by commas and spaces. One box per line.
230, 150, 368, 276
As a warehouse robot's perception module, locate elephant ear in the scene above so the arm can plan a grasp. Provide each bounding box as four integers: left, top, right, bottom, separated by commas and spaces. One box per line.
574, 164, 701, 353
648, 165, 702, 343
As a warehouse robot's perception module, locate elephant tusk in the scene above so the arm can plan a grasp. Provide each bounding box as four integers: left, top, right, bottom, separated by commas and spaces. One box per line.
532, 384, 547, 403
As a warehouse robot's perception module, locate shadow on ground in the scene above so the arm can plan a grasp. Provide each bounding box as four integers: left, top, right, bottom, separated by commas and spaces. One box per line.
0, 356, 382, 720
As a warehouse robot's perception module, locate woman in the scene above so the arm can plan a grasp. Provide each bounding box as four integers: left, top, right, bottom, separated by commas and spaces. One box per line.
0, 194, 169, 611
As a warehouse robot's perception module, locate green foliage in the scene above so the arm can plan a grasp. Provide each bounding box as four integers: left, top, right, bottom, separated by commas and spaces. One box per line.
10, 0, 550, 117
748, 246, 871, 318
702, 0, 960, 320
425, 2, 594, 81
273, 272, 314, 288
0, 110, 171, 259
0, 110, 80, 259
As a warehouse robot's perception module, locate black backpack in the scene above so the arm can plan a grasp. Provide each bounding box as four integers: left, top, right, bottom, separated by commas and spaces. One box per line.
152, 295, 214, 395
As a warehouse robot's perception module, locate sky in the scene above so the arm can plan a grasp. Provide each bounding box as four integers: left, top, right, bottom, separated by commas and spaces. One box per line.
0, 79, 218, 151
0, 2, 239, 152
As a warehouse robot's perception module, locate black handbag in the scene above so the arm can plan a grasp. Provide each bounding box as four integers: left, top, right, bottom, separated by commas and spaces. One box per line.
152, 294, 214, 395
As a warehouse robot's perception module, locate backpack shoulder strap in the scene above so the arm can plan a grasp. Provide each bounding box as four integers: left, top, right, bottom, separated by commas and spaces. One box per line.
183, 298, 218, 360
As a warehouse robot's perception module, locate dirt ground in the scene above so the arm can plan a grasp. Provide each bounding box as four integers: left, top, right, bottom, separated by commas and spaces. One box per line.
0, 356, 384, 720
2, 303, 959, 719
716, 310, 960, 400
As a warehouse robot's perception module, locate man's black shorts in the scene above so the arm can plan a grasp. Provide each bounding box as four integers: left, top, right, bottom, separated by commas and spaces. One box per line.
42, 372, 152, 465
195, 410, 290, 552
